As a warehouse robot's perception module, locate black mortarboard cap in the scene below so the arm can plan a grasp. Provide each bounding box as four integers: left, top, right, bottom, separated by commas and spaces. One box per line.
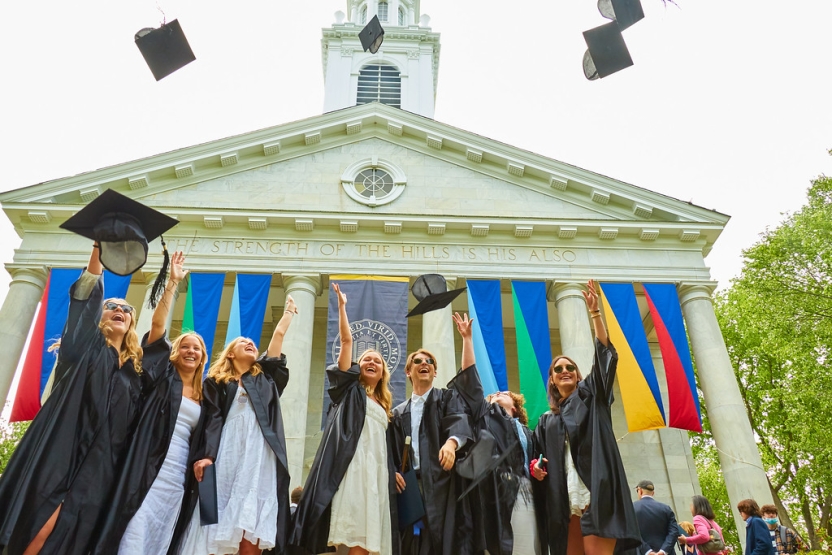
597, 0, 644, 31
60, 188, 178, 278
135, 19, 196, 81
582, 21, 634, 80
406, 274, 467, 318
456, 431, 520, 501
359, 15, 385, 54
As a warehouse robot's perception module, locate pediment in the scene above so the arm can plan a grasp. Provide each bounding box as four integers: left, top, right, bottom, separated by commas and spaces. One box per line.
0, 103, 729, 248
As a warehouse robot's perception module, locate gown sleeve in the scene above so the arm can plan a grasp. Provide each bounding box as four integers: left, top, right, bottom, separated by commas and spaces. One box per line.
441, 389, 474, 446
139, 332, 173, 387
447, 364, 490, 422
327, 363, 361, 404
257, 353, 289, 396
582, 338, 619, 405
59, 271, 106, 363
198, 378, 225, 462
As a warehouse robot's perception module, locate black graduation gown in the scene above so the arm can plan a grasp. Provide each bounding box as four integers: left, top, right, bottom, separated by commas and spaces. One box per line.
288, 363, 400, 555
0, 276, 169, 555
91, 332, 209, 555
447, 364, 527, 555
168, 353, 291, 555
531, 339, 642, 555
390, 386, 474, 555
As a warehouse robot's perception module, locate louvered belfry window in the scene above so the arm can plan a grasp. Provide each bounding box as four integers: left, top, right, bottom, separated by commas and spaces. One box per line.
356, 64, 401, 108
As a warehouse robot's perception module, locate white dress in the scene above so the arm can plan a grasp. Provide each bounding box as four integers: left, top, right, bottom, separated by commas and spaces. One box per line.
564, 437, 591, 516
119, 397, 200, 554
327, 398, 392, 555
179, 387, 279, 555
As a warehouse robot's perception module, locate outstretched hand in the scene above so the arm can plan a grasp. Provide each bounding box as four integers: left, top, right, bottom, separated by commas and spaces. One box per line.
452, 312, 474, 339
333, 283, 347, 307
169, 251, 188, 284
582, 280, 600, 313
285, 294, 298, 315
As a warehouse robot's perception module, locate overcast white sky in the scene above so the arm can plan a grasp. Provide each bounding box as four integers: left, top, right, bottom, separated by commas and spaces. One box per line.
1, 0, 831, 306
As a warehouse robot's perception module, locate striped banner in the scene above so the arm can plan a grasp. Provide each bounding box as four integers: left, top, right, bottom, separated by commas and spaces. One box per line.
598, 282, 666, 432
224, 274, 272, 347
181, 273, 225, 370
10, 269, 132, 422
511, 281, 551, 428
323, 276, 409, 426
467, 280, 508, 395
643, 283, 702, 432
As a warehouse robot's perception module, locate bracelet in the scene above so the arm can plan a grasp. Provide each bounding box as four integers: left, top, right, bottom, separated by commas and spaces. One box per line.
590, 309, 600, 314
591, 313, 602, 319
284, 310, 296, 315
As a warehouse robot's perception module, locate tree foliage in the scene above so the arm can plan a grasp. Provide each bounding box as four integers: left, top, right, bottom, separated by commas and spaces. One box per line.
712, 174, 832, 550
0, 420, 30, 475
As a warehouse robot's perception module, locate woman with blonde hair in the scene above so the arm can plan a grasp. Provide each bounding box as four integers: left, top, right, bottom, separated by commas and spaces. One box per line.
91, 252, 210, 554
177, 293, 297, 555
290, 283, 398, 555
530, 280, 641, 555
0, 243, 169, 555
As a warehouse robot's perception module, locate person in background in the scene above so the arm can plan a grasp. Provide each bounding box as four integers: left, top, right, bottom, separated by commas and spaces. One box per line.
677, 496, 725, 555
759, 505, 806, 555
290, 487, 303, 517
631, 480, 680, 555
677, 522, 695, 555
737, 499, 775, 555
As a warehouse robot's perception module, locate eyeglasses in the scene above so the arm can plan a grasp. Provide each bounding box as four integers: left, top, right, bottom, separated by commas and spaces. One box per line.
103, 301, 134, 314
412, 357, 435, 365
553, 363, 577, 374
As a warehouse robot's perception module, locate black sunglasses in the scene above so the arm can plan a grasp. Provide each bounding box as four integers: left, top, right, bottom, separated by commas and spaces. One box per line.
553, 363, 577, 374
412, 357, 435, 365
104, 301, 134, 314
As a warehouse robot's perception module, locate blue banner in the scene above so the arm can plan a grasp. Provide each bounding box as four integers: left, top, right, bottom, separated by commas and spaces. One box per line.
182, 272, 225, 368
322, 276, 409, 427
225, 274, 272, 348
467, 280, 508, 393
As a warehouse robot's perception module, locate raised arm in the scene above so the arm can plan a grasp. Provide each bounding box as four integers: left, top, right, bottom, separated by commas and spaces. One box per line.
148, 251, 187, 344
583, 280, 608, 346
453, 312, 476, 369
266, 294, 297, 357
88, 242, 104, 276
334, 283, 352, 371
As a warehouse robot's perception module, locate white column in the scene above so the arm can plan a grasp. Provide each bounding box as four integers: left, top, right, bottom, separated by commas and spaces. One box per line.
279, 274, 321, 489
679, 284, 772, 535
550, 282, 594, 373
422, 277, 458, 386
134, 273, 180, 338
0, 267, 48, 406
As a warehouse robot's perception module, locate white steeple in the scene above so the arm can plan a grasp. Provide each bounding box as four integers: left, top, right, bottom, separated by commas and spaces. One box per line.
322, 0, 440, 118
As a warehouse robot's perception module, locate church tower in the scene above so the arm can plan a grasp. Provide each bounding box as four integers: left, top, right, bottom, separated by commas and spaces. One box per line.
322, 0, 440, 118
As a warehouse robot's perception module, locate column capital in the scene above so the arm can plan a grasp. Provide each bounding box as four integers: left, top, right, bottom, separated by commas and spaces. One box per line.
9, 266, 48, 289
282, 274, 323, 296
548, 281, 586, 304
678, 283, 716, 307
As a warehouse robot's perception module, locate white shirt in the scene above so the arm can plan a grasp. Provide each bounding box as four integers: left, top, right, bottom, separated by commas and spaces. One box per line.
410, 387, 465, 470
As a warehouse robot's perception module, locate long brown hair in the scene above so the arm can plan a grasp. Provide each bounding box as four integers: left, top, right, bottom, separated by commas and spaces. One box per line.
546, 355, 584, 413
358, 349, 393, 419
207, 337, 263, 385
99, 298, 143, 374
170, 332, 208, 402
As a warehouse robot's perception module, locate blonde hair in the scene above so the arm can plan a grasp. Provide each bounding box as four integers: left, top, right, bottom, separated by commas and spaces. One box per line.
679, 521, 695, 536
357, 349, 393, 419
99, 298, 143, 374
170, 332, 208, 402
207, 337, 262, 385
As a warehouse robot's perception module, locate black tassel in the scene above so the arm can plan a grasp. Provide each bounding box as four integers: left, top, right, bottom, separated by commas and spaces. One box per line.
148, 236, 170, 309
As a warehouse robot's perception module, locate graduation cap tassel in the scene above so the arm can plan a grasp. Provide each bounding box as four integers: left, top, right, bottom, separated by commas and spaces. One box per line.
147, 236, 170, 309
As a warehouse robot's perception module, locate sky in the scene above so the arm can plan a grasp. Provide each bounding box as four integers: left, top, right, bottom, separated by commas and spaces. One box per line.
1, 0, 831, 304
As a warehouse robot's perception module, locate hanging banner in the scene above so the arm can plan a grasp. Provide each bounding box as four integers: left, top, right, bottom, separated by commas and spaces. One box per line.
181, 273, 225, 371
510, 281, 552, 429
224, 273, 272, 347
467, 280, 508, 395
598, 282, 666, 432
10, 268, 133, 422
323, 275, 409, 427
643, 283, 702, 432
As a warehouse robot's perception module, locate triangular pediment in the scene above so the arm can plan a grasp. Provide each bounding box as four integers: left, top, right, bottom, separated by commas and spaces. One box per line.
0, 103, 728, 249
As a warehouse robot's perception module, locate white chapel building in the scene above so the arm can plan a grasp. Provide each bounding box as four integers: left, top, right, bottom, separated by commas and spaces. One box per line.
0, 0, 770, 531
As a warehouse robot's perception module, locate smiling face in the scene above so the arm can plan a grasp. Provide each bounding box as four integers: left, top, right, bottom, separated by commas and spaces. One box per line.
405, 350, 437, 392
358, 349, 387, 390
488, 391, 517, 417
227, 337, 258, 367
101, 298, 134, 337
171, 334, 206, 374
549, 356, 581, 397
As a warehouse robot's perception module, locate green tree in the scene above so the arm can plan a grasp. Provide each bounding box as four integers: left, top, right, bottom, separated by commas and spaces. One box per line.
712, 174, 832, 550
0, 420, 30, 475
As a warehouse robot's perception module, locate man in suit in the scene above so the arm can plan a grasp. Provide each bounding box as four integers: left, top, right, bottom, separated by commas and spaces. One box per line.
632, 480, 680, 555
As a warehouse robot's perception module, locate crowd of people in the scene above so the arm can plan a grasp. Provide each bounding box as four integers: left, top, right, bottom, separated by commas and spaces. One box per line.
0, 246, 805, 555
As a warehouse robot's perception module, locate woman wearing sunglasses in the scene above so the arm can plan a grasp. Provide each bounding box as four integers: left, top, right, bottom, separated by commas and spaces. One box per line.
289, 283, 397, 555
530, 280, 641, 555
0, 243, 170, 555
90, 251, 210, 554
177, 291, 297, 555
449, 313, 540, 555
